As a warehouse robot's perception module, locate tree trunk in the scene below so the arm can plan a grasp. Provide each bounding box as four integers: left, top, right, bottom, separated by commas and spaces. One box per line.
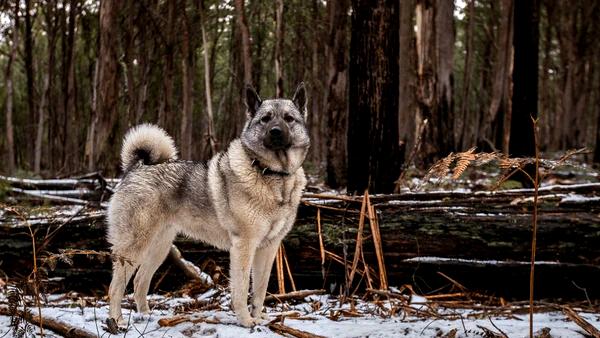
309, 0, 324, 166
35, 3, 58, 174
199, 2, 217, 156
181, 6, 194, 160
435, 0, 455, 149
415, 0, 455, 166
4, 3, 19, 174
483, 0, 513, 154
458, 0, 475, 151
90, 0, 121, 172
25, 0, 36, 169
509, 0, 539, 158
398, 0, 417, 164
159, 0, 176, 133
347, 0, 400, 194
325, 0, 350, 189
234, 0, 253, 86
122, 1, 138, 127
63, 0, 79, 172
275, 0, 285, 97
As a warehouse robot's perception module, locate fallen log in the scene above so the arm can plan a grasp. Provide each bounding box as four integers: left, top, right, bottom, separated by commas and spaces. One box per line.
1, 181, 600, 300
264, 289, 325, 303
268, 322, 327, 338
0, 306, 97, 338
562, 306, 600, 338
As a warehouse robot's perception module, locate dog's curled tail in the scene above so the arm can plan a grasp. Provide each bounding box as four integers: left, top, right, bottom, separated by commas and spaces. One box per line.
120, 123, 178, 171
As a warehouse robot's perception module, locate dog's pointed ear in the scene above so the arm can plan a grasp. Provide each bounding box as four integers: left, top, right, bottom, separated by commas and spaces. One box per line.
292, 82, 308, 120
245, 85, 262, 117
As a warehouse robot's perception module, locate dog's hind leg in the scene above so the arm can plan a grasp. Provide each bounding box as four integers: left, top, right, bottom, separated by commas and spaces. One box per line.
133, 230, 176, 314
230, 236, 259, 327
250, 242, 279, 320
109, 259, 138, 323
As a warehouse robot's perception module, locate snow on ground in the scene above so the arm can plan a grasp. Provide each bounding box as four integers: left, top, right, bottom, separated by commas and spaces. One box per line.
1, 290, 599, 338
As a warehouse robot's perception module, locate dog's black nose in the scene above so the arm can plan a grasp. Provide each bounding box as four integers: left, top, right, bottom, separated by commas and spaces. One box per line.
269, 127, 283, 137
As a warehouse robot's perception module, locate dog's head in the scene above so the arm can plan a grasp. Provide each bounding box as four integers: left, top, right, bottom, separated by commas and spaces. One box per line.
240, 83, 310, 174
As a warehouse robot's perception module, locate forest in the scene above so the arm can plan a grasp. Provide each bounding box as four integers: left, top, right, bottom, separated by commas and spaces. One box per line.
0, 0, 598, 190
1, 0, 600, 337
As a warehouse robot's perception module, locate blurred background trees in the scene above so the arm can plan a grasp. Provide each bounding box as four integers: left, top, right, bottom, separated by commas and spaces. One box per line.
1, 0, 599, 193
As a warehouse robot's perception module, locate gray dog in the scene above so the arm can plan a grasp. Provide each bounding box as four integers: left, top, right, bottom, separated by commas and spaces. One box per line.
107, 83, 310, 327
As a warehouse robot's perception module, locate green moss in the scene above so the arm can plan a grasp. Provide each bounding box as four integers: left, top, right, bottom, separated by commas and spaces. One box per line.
498, 179, 523, 189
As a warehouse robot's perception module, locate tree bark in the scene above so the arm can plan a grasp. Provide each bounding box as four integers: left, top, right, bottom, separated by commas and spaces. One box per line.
347, 0, 401, 194
4, 3, 19, 174
90, 0, 121, 172
181, 5, 195, 160
509, 0, 539, 158
234, 0, 253, 86
483, 0, 513, 154
275, 0, 285, 97
63, 0, 79, 172
309, 0, 324, 166
324, 0, 350, 189
24, 0, 36, 169
35, 3, 58, 174
159, 0, 176, 133
199, 0, 217, 156
398, 0, 417, 164
458, 0, 475, 151
415, 0, 455, 166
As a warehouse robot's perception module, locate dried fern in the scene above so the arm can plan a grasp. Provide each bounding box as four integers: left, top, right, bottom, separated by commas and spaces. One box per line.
452, 147, 477, 179
424, 147, 589, 189
42, 248, 131, 271
7, 285, 33, 338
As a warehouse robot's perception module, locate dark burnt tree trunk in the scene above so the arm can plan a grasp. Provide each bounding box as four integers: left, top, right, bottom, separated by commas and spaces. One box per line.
159, 0, 176, 134
347, 0, 401, 194
274, 0, 285, 98
509, 0, 539, 158
325, 0, 350, 189
398, 0, 417, 165
180, 2, 195, 160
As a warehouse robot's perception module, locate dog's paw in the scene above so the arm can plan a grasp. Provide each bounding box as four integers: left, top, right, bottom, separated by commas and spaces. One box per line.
251, 312, 270, 321
238, 315, 263, 328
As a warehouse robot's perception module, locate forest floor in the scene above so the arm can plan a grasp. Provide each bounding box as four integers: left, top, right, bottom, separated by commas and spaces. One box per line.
2, 153, 600, 337
1, 287, 599, 338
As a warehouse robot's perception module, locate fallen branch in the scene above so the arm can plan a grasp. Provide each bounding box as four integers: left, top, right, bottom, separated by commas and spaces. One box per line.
366, 288, 408, 301
0, 306, 96, 338
158, 315, 220, 327
168, 245, 214, 287
562, 306, 600, 338
9, 187, 91, 206
268, 322, 327, 338
264, 289, 326, 303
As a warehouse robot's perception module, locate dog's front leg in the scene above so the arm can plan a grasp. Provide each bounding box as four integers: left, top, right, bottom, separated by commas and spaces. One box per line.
230, 236, 259, 327
251, 242, 280, 320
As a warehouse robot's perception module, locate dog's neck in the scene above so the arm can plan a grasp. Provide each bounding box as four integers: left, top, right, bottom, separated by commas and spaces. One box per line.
250, 158, 290, 177
241, 143, 292, 177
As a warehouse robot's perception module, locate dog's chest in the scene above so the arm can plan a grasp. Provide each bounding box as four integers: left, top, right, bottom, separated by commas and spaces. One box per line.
264, 208, 293, 241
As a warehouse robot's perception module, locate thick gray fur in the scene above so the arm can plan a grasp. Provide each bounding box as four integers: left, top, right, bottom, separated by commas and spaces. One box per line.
107, 84, 310, 327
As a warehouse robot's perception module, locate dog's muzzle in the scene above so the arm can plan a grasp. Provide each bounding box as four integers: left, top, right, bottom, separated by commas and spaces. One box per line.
264, 126, 291, 150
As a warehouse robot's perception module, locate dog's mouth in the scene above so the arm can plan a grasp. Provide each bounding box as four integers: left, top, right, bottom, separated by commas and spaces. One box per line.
263, 137, 292, 151
263, 127, 292, 151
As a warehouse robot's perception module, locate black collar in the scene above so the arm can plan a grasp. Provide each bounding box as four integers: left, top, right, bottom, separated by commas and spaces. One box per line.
251, 159, 290, 177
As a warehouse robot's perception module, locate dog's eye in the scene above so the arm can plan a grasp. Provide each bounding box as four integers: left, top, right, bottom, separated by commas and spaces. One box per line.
260, 115, 271, 123
284, 115, 295, 123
